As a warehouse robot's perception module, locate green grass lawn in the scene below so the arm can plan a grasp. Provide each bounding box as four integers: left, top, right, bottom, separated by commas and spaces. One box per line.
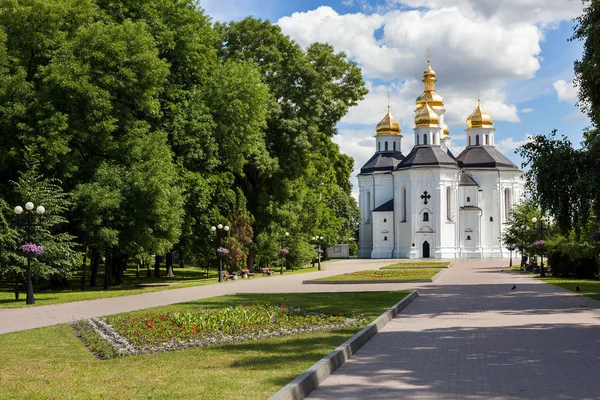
314, 269, 442, 281
0, 265, 320, 309
380, 261, 450, 269
0, 291, 408, 399
540, 277, 600, 301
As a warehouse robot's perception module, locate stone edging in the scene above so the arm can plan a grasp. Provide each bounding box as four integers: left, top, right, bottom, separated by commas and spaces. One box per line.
268, 290, 419, 400
302, 268, 446, 285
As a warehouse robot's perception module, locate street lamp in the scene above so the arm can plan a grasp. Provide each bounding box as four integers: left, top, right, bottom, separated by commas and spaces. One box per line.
531, 216, 547, 278
312, 235, 324, 271
14, 202, 46, 304
211, 224, 230, 282
280, 231, 289, 275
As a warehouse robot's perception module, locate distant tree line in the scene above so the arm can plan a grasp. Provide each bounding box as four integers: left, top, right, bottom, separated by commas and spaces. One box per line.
0, 0, 366, 295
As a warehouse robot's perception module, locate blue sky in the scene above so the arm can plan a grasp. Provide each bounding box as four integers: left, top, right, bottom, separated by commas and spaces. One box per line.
201, 0, 589, 197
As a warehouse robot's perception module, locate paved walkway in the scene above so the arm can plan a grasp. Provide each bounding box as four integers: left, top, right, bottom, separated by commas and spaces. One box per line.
0, 259, 425, 334
309, 260, 600, 400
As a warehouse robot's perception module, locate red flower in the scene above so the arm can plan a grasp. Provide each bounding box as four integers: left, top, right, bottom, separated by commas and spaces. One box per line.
339, 312, 343, 317
281, 302, 286, 309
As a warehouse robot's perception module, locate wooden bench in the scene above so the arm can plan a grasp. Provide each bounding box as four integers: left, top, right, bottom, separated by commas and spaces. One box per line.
241, 269, 255, 278
262, 267, 274, 276
221, 270, 234, 280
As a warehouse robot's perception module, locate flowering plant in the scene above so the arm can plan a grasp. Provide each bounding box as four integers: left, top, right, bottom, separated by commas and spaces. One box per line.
317, 249, 323, 254
591, 232, 600, 242
506, 245, 516, 251
19, 243, 44, 258
515, 243, 525, 250
280, 248, 289, 256
216, 247, 229, 255
531, 240, 546, 247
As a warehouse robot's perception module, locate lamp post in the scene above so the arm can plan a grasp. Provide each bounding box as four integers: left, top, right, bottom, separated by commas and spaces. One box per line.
312, 235, 324, 271
280, 231, 289, 275
506, 245, 515, 267
531, 217, 547, 278
211, 223, 230, 282
14, 202, 46, 305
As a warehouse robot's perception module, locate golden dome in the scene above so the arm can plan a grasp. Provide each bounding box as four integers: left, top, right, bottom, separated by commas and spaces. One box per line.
414, 102, 439, 128
466, 99, 493, 129
416, 59, 444, 108
376, 106, 401, 136
443, 124, 449, 136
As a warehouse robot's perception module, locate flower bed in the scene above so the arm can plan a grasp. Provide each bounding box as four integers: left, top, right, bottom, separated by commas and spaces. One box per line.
312, 268, 442, 282
72, 303, 364, 359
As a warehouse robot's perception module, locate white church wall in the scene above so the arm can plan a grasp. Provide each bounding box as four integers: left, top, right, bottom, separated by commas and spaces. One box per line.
357, 175, 374, 258
371, 211, 394, 258
393, 172, 412, 258
373, 173, 393, 209
435, 172, 459, 258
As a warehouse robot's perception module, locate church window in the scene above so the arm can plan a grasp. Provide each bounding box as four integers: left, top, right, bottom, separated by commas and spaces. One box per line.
423, 212, 429, 222
384, 236, 388, 241
402, 188, 407, 222
504, 188, 512, 220
467, 235, 471, 240
378, 142, 380, 152
490, 217, 493, 222
485, 135, 488, 145
423, 134, 427, 145
385, 141, 388, 151
467, 196, 471, 203
476, 135, 480, 145
393, 142, 396, 151
433, 133, 437, 144
468, 136, 472, 146
446, 186, 452, 221
383, 218, 387, 223
416, 135, 420, 145
366, 191, 371, 222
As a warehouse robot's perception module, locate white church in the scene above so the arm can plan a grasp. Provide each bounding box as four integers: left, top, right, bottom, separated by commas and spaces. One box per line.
358, 60, 524, 259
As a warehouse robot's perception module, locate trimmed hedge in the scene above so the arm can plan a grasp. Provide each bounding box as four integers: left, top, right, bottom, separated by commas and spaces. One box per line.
546, 236, 598, 279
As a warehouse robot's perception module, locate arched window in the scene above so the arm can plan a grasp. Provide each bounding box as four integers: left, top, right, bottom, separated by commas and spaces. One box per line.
485, 135, 489, 145
423, 212, 429, 222
402, 188, 407, 222
446, 186, 452, 221
393, 142, 396, 151
504, 188, 512, 220
385, 141, 389, 151
467, 196, 471, 203
468, 136, 472, 146
378, 142, 381, 152
423, 134, 427, 145
366, 191, 371, 222
467, 235, 471, 240
383, 218, 387, 223
383, 236, 388, 241
416, 135, 420, 145
433, 133, 437, 144
476, 135, 480, 145
490, 217, 494, 222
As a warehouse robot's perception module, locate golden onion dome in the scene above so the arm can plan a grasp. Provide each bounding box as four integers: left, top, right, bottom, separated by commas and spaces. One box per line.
376, 106, 401, 136
414, 102, 439, 128
466, 99, 493, 129
443, 124, 450, 136
416, 59, 444, 108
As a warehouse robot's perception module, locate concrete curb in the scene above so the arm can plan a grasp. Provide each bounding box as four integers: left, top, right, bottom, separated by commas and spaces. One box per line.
268, 290, 419, 400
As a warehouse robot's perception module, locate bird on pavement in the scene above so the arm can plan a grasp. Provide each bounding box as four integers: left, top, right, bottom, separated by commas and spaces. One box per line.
500, 269, 504, 272
511, 284, 516, 290
576, 285, 580, 292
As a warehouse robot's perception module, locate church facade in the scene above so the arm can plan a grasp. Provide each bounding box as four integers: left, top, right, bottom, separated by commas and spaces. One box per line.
358, 60, 524, 259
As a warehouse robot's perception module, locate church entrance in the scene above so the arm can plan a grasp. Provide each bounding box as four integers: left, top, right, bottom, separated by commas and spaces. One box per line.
422, 241, 430, 258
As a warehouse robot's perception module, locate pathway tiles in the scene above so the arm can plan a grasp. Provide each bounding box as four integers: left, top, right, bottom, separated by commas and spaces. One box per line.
309, 260, 600, 400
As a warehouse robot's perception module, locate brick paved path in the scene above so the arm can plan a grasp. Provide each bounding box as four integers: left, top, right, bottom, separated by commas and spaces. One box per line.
309, 260, 600, 400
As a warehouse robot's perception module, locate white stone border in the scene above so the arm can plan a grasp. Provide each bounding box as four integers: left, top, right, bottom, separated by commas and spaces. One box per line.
269, 290, 419, 400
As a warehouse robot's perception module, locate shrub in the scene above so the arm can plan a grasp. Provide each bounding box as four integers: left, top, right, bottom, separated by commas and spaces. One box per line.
546, 236, 598, 279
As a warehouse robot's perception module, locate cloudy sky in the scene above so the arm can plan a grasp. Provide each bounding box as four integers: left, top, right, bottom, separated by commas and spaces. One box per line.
202, 0, 589, 197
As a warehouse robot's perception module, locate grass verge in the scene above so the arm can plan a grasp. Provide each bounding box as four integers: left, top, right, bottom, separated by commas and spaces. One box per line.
314, 269, 441, 281
381, 261, 450, 269
0, 291, 408, 399
539, 277, 600, 302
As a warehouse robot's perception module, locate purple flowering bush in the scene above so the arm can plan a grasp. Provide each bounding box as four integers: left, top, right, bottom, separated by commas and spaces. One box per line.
19, 243, 44, 258
280, 248, 289, 256
216, 247, 229, 256
506, 245, 516, 251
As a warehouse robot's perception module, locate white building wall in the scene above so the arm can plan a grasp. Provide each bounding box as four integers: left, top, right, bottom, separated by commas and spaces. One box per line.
357, 175, 374, 258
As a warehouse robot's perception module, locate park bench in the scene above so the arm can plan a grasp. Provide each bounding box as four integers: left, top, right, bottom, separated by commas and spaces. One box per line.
241, 269, 255, 278
262, 267, 274, 276
221, 270, 234, 280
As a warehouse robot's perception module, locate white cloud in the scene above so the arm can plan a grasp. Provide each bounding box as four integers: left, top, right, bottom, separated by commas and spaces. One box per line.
565, 108, 589, 124
521, 108, 534, 114
495, 136, 531, 156
553, 79, 578, 103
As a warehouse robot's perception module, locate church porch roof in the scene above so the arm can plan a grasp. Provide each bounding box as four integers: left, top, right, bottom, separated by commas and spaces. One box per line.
396, 145, 459, 170
360, 152, 405, 174
373, 199, 394, 212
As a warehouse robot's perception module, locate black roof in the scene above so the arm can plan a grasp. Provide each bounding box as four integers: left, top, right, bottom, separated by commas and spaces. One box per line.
456, 146, 520, 170
360, 151, 404, 174
373, 199, 394, 212
396, 145, 459, 170
459, 172, 479, 186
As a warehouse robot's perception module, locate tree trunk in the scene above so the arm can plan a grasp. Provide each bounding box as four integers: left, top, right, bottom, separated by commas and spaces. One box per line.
178, 251, 185, 269
80, 249, 88, 291
136, 261, 141, 278
165, 251, 174, 278
247, 248, 255, 272
13, 278, 19, 300
90, 251, 99, 287
104, 250, 112, 289
114, 255, 124, 285
146, 261, 151, 278
154, 255, 161, 278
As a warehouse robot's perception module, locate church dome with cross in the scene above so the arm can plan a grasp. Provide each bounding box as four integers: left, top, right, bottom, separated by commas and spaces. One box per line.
358, 58, 524, 260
